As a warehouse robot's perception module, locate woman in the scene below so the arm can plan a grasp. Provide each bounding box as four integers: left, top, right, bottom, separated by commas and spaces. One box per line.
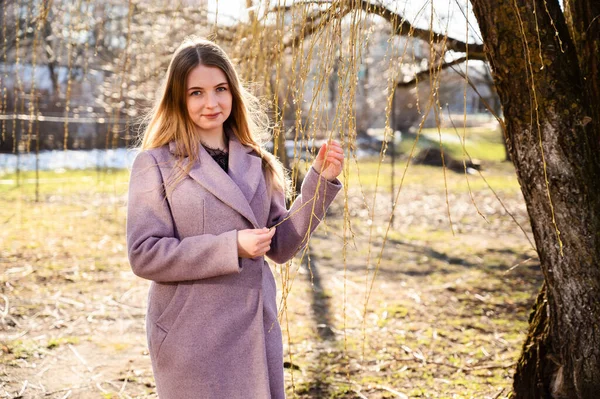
126, 37, 343, 398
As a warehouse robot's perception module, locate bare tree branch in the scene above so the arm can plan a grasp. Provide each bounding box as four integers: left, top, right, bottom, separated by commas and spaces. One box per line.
396, 56, 469, 88
273, 0, 486, 60
270, 0, 337, 15
357, 0, 485, 57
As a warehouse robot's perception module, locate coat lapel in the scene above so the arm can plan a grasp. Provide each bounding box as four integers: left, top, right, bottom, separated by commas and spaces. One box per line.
169, 140, 260, 228
228, 135, 263, 205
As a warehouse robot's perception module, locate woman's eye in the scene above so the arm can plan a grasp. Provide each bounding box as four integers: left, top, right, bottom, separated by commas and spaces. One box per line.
216, 87, 227, 92
191, 91, 202, 96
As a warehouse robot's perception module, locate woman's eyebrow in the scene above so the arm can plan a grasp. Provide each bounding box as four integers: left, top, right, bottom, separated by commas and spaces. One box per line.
187, 82, 229, 91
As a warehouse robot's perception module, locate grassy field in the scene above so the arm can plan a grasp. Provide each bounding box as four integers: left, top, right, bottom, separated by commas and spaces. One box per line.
396, 126, 507, 163
0, 138, 541, 398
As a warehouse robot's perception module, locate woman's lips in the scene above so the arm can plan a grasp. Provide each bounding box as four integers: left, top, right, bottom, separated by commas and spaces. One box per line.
203, 113, 220, 119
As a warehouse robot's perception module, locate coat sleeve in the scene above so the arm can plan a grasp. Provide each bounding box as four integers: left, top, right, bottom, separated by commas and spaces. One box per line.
126, 151, 241, 283
266, 166, 342, 264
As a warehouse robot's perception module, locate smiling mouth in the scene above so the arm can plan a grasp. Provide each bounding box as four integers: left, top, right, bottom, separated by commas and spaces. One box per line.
203, 113, 220, 118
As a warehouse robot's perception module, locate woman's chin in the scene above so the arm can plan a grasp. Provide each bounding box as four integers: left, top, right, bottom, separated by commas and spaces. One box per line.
193, 121, 224, 134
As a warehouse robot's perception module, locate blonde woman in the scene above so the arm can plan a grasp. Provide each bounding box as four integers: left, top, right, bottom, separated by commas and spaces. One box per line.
126, 37, 343, 398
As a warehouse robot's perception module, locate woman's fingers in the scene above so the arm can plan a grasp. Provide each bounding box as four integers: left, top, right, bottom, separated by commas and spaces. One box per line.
315, 143, 327, 161
311, 140, 344, 178
325, 143, 344, 159
327, 140, 343, 151
258, 243, 271, 254
237, 227, 276, 258
258, 226, 275, 240
324, 148, 344, 165
325, 152, 344, 163
322, 142, 343, 161
320, 143, 344, 180
255, 227, 275, 255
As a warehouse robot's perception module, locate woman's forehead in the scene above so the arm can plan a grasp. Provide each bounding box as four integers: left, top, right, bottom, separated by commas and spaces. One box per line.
186, 64, 228, 89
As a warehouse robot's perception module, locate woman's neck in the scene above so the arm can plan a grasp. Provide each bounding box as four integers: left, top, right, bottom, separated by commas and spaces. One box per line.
197, 128, 227, 150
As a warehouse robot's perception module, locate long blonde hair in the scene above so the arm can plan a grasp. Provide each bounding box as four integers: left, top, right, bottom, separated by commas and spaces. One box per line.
140, 36, 288, 196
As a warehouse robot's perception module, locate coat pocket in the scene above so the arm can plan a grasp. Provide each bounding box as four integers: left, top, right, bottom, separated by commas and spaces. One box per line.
151, 283, 191, 361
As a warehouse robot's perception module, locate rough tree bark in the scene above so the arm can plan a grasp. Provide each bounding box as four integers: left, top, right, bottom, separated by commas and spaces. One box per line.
469, 0, 600, 397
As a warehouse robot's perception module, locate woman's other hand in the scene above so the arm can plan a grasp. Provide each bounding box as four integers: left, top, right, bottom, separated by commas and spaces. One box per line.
237, 227, 276, 258
312, 140, 344, 181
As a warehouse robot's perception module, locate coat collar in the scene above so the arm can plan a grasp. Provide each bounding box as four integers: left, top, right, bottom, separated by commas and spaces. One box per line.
168, 133, 263, 228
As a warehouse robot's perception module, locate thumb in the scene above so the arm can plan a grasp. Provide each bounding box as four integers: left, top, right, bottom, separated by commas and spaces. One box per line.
316, 142, 327, 162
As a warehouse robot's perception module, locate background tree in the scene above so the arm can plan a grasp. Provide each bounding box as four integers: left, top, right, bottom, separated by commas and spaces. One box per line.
469, 1, 600, 397
1, 0, 218, 152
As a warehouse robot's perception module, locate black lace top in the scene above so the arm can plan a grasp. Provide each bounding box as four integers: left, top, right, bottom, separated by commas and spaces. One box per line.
203, 143, 229, 173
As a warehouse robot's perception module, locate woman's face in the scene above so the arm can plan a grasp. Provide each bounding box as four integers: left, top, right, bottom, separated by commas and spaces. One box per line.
185, 64, 233, 138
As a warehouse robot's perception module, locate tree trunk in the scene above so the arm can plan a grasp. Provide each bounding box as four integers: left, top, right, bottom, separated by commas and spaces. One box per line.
469, 0, 600, 397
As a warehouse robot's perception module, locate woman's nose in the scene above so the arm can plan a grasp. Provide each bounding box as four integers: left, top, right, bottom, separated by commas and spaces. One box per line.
205, 92, 217, 108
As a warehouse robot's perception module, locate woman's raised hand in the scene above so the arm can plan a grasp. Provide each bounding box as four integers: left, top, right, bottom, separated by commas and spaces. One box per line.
237, 227, 276, 258
312, 140, 344, 182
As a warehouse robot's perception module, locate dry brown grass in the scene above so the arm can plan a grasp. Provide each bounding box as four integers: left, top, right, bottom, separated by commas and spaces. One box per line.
0, 161, 539, 398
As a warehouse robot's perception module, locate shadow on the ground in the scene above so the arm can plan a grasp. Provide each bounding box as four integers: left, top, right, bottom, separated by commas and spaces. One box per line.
339, 237, 541, 284
291, 250, 359, 398
293, 223, 542, 397
302, 251, 336, 341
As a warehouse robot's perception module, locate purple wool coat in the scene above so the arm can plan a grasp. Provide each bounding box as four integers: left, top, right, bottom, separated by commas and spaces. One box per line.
126, 135, 341, 399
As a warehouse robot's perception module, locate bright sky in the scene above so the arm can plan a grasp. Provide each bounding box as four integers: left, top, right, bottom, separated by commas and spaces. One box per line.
207, 0, 482, 44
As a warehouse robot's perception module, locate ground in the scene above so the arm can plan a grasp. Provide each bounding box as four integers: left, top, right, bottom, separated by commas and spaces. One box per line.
0, 138, 541, 398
